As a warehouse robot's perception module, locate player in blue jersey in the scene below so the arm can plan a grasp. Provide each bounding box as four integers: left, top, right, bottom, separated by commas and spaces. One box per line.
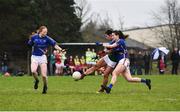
79, 30, 118, 93
102, 30, 151, 94
28, 26, 63, 94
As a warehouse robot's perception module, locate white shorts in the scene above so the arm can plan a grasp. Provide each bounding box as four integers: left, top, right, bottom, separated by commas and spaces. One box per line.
118, 58, 130, 69
55, 63, 64, 68
31, 55, 47, 65
103, 55, 117, 68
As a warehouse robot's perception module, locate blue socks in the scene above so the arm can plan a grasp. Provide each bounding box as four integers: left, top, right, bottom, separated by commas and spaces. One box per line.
108, 84, 113, 89
141, 79, 146, 83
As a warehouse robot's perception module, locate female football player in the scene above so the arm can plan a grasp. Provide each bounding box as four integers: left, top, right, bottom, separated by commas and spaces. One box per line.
80, 30, 118, 93
102, 31, 151, 94
28, 26, 63, 94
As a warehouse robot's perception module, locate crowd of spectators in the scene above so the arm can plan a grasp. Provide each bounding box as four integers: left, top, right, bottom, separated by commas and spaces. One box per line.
0, 47, 179, 76
129, 48, 180, 75
47, 47, 179, 76
47, 48, 99, 76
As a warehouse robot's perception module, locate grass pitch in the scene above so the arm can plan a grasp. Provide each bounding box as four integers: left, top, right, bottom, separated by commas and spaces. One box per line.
0, 75, 180, 111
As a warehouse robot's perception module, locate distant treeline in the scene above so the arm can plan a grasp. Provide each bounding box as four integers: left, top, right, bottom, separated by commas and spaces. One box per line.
0, 0, 83, 57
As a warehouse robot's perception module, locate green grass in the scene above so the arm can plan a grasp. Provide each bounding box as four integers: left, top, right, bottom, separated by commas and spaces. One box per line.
0, 75, 180, 111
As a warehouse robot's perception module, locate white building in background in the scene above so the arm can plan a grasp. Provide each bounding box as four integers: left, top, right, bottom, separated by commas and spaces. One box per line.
124, 25, 168, 48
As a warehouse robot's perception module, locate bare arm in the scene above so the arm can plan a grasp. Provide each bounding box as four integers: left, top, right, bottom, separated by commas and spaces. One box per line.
103, 43, 118, 49
54, 44, 66, 52
105, 49, 113, 54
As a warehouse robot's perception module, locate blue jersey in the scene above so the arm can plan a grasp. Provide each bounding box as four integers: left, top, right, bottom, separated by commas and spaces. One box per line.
107, 40, 115, 50
28, 34, 56, 56
107, 40, 117, 62
112, 39, 128, 61
109, 40, 115, 44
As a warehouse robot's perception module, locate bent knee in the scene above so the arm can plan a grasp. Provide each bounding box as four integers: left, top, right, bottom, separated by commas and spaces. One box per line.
31, 70, 37, 74
42, 75, 47, 78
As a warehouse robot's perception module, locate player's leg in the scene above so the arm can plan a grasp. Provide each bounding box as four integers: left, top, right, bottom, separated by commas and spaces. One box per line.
101, 62, 125, 93
40, 63, 48, 94
31, 62, 39, 80
102, 67, 113, 86
31, 56, 39, 89
122, 68, 141, 82
102, 58, 131, 93
109, 59, 130, 85
122, 58, 151, 89
122, 68, 151, 90
39, 55, 48, 94
97, 66, 113, 93
85, 58, 106, 75
81, 57, 106, 79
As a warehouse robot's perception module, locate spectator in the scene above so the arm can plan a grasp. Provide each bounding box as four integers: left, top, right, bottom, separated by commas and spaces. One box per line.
85, 48, 92, 68
55, 50, 63, 76
1, 52, 10, 74
129, 50, 136, 75
74, 55, 81, 72
63, 58, 71, 76
91, 49, 97, 65
66, 56, 75, 74
49, 50, 56, 75
61, 51, 67, 68
136, 51, 144, 75
143, 51, 151, 75
171, 48, 180, 75
80, 56, 86, 73
158, 52, 166, 74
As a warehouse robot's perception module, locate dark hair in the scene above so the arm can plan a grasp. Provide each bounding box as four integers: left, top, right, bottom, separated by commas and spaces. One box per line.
124, 34, 129, 39
105, 30, 113, 36
113, 30, 128, 39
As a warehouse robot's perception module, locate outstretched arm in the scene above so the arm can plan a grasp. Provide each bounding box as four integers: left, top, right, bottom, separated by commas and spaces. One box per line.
54, 44, 66, 52
103, 43, 118, 49
54, 44, 62, 51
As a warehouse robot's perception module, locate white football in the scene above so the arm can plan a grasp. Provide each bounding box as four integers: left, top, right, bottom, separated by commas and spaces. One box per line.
72, 71, 81, 80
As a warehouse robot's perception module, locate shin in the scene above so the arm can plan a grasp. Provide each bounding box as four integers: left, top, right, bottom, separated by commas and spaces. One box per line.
31, 62, 39, 80
40, 63, 48, 85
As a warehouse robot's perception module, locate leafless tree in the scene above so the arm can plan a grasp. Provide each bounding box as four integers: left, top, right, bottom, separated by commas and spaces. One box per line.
98, 12, 113, 31
80, 12, 112, 42
118, 15, 125, 30
151, 0, 180, 49
74, 0, 92, 29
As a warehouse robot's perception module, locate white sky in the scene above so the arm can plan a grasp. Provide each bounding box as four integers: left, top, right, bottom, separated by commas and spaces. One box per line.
85, 0, 166, 29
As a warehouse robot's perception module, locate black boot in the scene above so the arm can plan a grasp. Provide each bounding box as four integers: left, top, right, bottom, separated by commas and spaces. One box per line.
146, 79, 151, 90
101, 85, 111, 94
34, 79, 39, 90
42, 85, 48, 94
96, 85, 105, 93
